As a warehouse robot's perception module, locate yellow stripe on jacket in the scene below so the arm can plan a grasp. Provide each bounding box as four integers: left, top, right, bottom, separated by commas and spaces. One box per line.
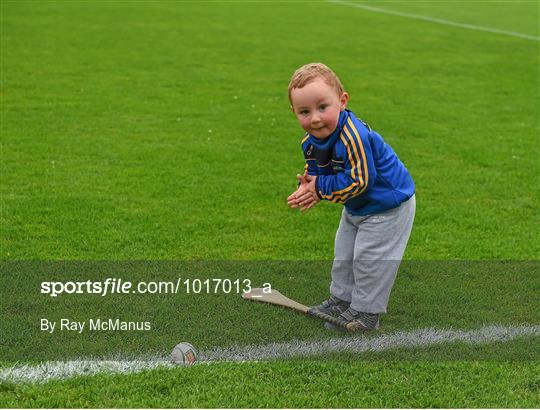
319, 119, 369, 203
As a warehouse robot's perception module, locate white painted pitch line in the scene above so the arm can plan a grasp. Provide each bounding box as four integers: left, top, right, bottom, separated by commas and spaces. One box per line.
1, 324, 538, 384
327, 0, 540, 42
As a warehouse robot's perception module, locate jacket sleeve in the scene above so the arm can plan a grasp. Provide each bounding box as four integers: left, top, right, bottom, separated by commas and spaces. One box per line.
316, 119, 376, 204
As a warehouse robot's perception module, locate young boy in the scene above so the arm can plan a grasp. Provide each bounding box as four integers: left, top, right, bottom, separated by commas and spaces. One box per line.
287, 63, 416, 332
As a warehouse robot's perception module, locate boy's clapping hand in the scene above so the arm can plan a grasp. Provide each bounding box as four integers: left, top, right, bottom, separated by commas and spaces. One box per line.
287, 174, 320, 212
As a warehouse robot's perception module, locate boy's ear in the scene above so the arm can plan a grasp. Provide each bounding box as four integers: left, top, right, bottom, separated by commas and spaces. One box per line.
340, 92, 350, 110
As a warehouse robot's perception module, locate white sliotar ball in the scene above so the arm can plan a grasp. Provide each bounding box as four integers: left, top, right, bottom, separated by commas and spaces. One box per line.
171, 342, 198, 365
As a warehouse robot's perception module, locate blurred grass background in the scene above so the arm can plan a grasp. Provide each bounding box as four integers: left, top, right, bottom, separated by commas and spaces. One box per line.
2, 1, 538, 260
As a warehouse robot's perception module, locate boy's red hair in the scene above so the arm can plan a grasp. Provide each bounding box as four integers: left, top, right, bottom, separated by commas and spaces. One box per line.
288, 63, 345, 105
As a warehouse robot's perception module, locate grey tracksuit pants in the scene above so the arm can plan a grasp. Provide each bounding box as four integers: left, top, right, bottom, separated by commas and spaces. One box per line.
330, 195, 416, 314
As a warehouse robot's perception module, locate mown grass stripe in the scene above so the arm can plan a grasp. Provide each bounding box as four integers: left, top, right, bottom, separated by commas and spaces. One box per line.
2, 324, 538, 385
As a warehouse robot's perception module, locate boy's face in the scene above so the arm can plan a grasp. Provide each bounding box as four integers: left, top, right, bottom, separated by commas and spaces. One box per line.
290, 78, 349, 139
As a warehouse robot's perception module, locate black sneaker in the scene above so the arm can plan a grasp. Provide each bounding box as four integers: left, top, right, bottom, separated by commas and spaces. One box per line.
324, 307, 380, 332
311, 295, 350, 317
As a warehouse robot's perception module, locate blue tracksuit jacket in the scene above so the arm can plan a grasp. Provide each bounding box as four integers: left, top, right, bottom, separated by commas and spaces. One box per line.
302, 109, 415, 216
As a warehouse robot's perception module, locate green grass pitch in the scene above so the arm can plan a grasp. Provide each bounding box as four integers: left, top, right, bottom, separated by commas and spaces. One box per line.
1, 0, 539, 408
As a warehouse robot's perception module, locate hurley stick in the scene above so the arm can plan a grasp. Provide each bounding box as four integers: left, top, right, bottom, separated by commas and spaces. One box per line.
242, 288, 356, 331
